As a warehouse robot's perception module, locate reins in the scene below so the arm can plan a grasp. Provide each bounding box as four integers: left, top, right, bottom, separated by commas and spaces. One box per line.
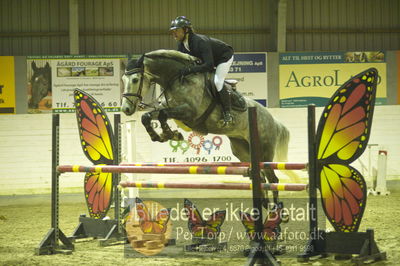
122, 53, 218, 129
122, 66, 145, 108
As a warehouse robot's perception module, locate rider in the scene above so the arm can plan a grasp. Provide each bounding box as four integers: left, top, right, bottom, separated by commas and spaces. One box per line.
169, 16, 234, 127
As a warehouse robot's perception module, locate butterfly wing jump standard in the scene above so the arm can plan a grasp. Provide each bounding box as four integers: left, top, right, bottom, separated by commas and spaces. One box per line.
74, 89, 115, 219
183, 199, 226, 239
315, 68, 378, 232
240, 205, 283, 241
135, 197, 171, 234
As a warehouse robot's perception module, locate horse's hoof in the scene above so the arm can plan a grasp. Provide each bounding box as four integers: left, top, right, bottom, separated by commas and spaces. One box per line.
160, 132, 173, 141
150, 135, 162, 142
172, 131, 184, 141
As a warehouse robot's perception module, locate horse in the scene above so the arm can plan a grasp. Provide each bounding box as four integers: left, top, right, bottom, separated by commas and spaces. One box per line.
121, 49, 297, 205
29, 61, 52, 109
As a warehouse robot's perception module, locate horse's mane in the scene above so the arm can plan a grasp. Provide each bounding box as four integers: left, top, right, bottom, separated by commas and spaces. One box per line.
145, 49, 199, 65
125, 49, 198, 73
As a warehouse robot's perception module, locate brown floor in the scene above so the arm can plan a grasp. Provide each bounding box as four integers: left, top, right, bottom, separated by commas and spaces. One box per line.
0, 188, 398, 266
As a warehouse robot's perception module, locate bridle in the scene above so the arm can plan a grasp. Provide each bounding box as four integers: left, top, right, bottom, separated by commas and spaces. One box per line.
122, 67, 145, 106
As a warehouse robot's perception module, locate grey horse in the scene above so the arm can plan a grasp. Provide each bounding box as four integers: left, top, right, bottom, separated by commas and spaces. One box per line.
121, 49, 298, 203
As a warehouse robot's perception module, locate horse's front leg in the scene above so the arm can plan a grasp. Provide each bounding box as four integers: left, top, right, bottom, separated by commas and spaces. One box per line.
141, 110, 162, 142
158, 104, 194, 142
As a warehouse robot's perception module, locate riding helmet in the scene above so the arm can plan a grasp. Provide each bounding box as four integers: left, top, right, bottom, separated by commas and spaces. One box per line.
169, 16, 192, 31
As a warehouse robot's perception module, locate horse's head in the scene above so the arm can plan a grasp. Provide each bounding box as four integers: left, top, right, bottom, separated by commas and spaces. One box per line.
121, 55, 151, 115
29, 61, 51, 109
121, 50, 199, 116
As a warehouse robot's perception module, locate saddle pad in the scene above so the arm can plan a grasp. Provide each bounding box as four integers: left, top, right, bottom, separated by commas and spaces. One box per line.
205, 72, 247, 112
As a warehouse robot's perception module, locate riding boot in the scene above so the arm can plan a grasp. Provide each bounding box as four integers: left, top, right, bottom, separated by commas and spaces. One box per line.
218, 87, 234, 127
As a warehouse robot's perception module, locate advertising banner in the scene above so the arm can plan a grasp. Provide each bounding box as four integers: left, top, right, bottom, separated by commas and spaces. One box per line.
27, 55, 126, 113
0, 56, 16, 114
279, 51, 386, 107
227, 53, 268, 106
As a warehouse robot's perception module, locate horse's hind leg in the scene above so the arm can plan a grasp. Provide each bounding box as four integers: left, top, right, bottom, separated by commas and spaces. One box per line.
228, 137, 250, 162
263, 168, 279, 204
229, 138, 283, 206
229, 137, 272, 203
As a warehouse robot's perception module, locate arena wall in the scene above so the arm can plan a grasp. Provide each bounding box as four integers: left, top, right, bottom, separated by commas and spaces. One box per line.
0, 105, 399, 195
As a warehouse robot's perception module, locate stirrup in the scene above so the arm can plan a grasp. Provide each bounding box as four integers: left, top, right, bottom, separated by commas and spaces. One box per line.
221, 112, 234, 127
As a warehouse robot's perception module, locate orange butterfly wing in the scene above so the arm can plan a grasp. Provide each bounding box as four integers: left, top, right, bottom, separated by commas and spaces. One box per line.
240, 209, 282, 241
74, 89, 114, 165
135, 197, 170, 234
84, 172, 113, 219
316, 68, 378, 232
74, 89, 115, 219
184, 198, 226, 238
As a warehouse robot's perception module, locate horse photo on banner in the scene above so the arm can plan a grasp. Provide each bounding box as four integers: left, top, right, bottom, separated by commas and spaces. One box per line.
27, 58, 52, 113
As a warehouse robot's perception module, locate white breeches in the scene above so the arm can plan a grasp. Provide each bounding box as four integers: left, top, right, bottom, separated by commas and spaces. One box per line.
214, 56, 234, 91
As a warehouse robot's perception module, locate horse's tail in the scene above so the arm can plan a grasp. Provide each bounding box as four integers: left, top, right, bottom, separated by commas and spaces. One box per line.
275, 122, 302, 183
274, 122, 290, 162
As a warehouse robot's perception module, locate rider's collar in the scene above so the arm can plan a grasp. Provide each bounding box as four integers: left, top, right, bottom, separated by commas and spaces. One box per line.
183, 37, 190, 51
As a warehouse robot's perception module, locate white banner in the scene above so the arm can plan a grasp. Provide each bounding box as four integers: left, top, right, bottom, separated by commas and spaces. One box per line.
52, 57, 122, 113
27, 55, 126, 113
141, 120, 238, 164
123, 116, 242, 184
227, 52, 268, 106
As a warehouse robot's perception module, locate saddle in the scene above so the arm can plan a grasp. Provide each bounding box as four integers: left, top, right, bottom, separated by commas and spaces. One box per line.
205, 72, 247, 112
178, 71, 247, 133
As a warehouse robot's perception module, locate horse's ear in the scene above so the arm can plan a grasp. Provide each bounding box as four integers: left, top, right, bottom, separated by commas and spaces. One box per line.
121, 60, 126, 71
136, 54, 145, 68
44, 62, 51, 69
125, 54, 132, 71
126, 54, 145, 72
31, 61, 38, 71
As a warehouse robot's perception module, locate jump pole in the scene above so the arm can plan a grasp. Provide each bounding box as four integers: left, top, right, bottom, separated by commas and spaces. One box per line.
297, 105, 318, 259
112, 114, 123, 241
246, 107, 279, 266
119, 181, 308, 191
57, 165, 250, 176
120, 162, 307, 170
36, 114, 74, 255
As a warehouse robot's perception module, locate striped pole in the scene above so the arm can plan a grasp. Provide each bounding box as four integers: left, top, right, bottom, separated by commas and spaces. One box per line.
120, 162, 307, 170
119, 181, 308, 191
57, 164, 249, 175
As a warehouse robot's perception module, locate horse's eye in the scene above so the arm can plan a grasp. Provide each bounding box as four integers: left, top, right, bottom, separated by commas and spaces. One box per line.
132, 78, 139, 84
